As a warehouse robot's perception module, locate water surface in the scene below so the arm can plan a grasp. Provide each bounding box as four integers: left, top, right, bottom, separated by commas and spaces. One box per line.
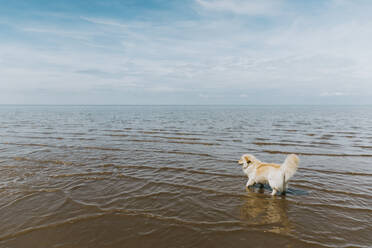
0, 105, 371, 247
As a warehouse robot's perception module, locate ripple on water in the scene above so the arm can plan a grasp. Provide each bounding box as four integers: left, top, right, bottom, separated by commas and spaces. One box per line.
0, 105, 371, 248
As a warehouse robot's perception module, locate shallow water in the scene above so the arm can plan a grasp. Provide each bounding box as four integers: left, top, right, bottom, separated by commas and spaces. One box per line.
0, 105, 371, 248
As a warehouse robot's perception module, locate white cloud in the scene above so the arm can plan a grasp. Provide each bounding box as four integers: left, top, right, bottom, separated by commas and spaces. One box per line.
320, 92, 348, 97
198, 93, 209, 98
195, 0, 283, 16
146, 86, 189, 93
81, 16, 129, 27
1, 0, 372, 104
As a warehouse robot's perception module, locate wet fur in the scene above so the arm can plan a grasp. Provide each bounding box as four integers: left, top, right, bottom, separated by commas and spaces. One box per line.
238, 154, 299, 195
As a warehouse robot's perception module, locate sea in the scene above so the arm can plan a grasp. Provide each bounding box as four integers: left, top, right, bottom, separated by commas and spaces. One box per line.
0, 105, 371, 248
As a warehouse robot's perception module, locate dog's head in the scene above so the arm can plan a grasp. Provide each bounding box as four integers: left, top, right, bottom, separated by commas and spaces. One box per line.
238, 154, 257, 167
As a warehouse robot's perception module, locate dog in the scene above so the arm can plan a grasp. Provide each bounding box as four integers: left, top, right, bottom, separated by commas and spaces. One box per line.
238, 154, 299, 195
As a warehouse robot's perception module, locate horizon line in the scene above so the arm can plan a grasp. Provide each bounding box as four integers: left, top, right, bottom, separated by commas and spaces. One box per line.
1, 104, 371, 106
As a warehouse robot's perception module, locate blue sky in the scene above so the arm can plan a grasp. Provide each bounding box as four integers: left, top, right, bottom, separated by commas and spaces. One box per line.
1, 0, 372, 104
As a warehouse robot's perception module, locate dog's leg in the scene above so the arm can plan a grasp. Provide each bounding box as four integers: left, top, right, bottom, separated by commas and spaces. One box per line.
271, 189, 278, 196
246, 179, 255, 188
283, 183, 288, 194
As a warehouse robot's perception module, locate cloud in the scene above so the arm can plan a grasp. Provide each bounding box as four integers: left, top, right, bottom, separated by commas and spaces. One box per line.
75, 69, 123, 79
320, 92, 348, 97
195, 0, 283, 16
80, 16, 130, 28
146, 86, 189, 93
1, 0, 372, 104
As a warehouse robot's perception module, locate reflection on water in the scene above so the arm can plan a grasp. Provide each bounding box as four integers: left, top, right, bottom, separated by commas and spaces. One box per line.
240, 192, 292, 235
0, 105, 371, 248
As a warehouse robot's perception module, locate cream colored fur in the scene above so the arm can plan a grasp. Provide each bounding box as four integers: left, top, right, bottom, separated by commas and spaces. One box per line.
238, 154, 299, 195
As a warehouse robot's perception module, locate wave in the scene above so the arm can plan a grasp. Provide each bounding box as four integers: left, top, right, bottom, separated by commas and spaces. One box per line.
331, 131, 358, 135
3, 142, 51, 147
84, 146, 123, 151
300, 168, 372, 177
290, 180, 372, 200
262, 150, 372, 157
254, 138, 271, 141
105, 134, 129, 137
13, 157, 74, 166
149, 135, 202, 141
0, 213, 106, 241
253, 142, 318, 148
310, 141, 339, 146
2, 142, 214, 158
293, 201, 372, 214
102, 129, 127, 133
154, 150, 212, 157
354, 145, 372, 149
140, 131, 205, 136
0, 134, 64, 140
317, 134, 334, 140
127, 139, 220, 146
114, 174, 246, 198
108, 163, 241, 178
50, 171, 113, 178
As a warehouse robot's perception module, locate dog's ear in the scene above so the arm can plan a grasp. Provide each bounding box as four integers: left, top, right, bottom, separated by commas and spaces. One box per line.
244, 155, 252, 164
239, 155, 253, 165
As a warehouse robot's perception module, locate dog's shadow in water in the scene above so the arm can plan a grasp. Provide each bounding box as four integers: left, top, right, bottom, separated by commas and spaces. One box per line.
246, 183, 308, 196
239, 184, 308, 234
240, 189, 293, 234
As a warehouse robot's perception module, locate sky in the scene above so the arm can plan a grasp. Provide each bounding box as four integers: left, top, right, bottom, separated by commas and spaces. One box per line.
0, 0, 372, 105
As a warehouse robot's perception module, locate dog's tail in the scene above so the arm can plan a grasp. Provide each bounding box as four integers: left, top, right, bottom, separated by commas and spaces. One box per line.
281, 154, 299, 182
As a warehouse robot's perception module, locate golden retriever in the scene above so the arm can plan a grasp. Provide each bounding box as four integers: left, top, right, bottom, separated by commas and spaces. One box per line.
238, 154, 299, 195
